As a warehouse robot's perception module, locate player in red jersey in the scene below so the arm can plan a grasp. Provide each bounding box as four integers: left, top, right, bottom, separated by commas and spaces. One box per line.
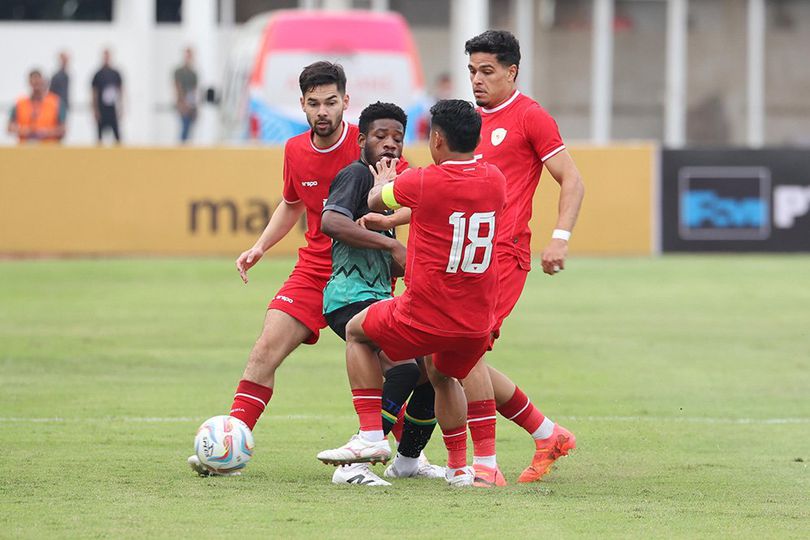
463, 30, 585, 484
188, 62, 395, 477
360, 31, 585, 486
317, 100, 506, 487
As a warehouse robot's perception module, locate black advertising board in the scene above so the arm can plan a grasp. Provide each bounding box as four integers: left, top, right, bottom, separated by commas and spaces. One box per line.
662, 149, 810, 252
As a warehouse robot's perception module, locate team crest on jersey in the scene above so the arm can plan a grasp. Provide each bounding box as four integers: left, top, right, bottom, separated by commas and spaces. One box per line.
491, 128, 507, 146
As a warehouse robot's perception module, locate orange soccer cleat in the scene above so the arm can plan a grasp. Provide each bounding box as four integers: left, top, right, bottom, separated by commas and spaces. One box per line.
472, 463, 508, 487
517, 424, 576, 483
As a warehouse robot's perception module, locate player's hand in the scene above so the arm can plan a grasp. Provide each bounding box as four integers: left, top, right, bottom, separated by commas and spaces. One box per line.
541, 239, 568, 276
389, 240, 407, 269
235, 247, 264, 284
357, 213, 392, 231
369, 157, 399, 184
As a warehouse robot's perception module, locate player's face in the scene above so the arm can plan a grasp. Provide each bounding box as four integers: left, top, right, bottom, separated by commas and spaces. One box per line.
468, 52, 517, 108
300, 84, 349, 138
360, 118, 404, 165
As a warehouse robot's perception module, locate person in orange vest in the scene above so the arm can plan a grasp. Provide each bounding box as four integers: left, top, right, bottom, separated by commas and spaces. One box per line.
7, 69, 66, 143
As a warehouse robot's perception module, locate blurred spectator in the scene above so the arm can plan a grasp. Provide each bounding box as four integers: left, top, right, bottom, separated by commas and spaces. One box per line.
50, 51, 70, 110
91, 48, 123, 144
417, 72, 453, 140
7, 69, 66, 143
173, 47, 198, 143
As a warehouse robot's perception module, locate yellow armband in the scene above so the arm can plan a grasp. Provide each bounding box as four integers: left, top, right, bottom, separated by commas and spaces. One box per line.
381, 183, 402, 210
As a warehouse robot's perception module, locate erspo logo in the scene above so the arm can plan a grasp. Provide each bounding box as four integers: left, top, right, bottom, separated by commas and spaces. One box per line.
678, 167, 771, 241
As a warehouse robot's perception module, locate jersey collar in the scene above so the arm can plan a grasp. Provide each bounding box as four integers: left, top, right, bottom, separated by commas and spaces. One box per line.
310, 120, 348, 153
441, 158, 478, 166
481, 90, 521, 114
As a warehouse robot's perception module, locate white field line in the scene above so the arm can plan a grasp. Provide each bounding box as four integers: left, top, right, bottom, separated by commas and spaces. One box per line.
0, 415, 808, 425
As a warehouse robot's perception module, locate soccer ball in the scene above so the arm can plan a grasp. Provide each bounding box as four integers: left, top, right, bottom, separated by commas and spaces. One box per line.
194, 415, 255, 473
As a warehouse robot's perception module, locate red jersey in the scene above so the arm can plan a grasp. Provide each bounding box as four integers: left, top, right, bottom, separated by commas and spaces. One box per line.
475, 91, 565, 270
282, 121, 360, 275
390, 159, 506, 337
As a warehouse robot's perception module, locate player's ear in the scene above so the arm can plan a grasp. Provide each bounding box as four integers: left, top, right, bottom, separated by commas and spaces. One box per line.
358, 132, 366, 149
342, 92, 350, 110
299, 96, 305, 111
508, 64, 518, 83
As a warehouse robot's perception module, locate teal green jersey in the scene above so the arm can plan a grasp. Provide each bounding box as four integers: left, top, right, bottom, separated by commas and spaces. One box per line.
322, 161, 394, 314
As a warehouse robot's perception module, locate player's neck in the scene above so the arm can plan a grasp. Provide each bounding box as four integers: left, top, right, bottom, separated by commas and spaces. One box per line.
312, 120, 345, 150
486, 88, 518, 110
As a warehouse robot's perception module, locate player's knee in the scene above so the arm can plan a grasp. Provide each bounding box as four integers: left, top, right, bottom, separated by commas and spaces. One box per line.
345, 313, 365, 343
384, 361, 420, 389
425, 358, 451, 386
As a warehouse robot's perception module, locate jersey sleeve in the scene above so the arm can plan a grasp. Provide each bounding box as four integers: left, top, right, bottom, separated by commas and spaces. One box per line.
281, 147, 301, 203
524, 105, 566, 162
391, 168, 422, 209
323, 167, 365, 220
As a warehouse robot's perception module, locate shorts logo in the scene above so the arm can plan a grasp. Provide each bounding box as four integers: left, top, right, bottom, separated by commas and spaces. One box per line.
678, 167, 771, 241
275, 295, 294, 303
491, 128, 507, 146
301, 180, 318, 187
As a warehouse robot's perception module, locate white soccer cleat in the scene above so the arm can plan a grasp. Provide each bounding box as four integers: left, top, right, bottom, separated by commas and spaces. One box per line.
384, 452, 446, 479
416, 451, 447, 478
317, 434, 391, 466
187, 455, 242, 477
332, 463, 391, 486
445, 466, 475, 487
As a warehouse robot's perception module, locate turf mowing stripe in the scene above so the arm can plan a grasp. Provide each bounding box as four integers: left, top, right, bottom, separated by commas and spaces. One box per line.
1, 415, 808, 424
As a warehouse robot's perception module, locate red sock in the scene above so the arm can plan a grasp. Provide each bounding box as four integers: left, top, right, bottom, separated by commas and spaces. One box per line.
391, 404, 406, 443
229, 379, 273, 430
497, 386, 545, 435
352, 388, 383, 432
441, 425, 467, 469
468, 399, 497, 458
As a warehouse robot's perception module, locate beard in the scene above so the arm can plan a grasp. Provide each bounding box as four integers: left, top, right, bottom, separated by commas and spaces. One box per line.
311, 117, 339, 138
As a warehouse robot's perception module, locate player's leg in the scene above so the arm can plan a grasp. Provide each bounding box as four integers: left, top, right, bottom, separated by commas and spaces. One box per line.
424, 355, 473, 487
379, 352, 420, 435
317, 305, 392, 465
323, 301, 418, 485
489, 363, 576, 483
188, 308, 312, 477
460, 357, 506, 487
487, 257, 576, 482
385, 365, 444, 479
228, 308, 312, 428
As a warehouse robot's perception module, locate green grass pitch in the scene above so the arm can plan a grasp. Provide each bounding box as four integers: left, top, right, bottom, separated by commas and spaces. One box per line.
1, 256, 808, 538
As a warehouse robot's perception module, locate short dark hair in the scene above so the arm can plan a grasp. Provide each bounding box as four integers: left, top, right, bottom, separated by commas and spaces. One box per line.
429, 99, 481, 153
29, 69, 43, 79
298, 61, 346, 95
358, 101, 407, 135
465, 30, 521, 71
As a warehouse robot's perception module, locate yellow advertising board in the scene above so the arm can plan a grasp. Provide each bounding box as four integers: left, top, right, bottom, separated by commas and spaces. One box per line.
0, 145, 655, 256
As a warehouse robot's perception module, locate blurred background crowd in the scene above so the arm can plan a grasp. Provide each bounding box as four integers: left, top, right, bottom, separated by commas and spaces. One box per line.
2, 0, 808, 148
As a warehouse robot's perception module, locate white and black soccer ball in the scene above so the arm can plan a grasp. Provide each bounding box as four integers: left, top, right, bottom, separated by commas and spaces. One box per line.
194, 415, 255, 473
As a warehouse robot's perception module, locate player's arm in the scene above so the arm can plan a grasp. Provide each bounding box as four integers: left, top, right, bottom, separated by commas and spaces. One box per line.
321, 210, 405, 267
541, 149, 585, 276
323, 165, 406, 266
236, 199, 305, 284
357, 207, 412, 231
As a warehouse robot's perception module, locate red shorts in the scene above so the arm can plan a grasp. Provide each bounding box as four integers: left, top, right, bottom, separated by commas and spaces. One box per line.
362, 298, 491, 380
490, 254, 529, 347
267, 265, 329, 345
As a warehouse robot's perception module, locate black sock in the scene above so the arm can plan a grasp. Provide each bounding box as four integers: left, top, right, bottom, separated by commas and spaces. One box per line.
397, 382, 437, 458
381, 363, 420, 435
